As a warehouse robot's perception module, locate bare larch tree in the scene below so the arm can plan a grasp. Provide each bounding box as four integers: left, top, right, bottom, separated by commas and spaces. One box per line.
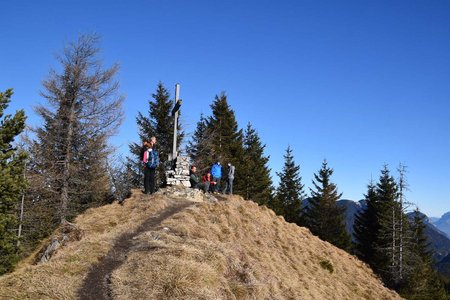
31, 34, 124, 223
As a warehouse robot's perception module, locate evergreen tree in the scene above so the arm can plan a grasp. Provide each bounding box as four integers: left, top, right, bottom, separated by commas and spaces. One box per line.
127, 82, 183, 188
410, 208, 432, 264
400, 209, 447, 299
31, 34, 123, 223
0, 89, 27, 275
205, 93, 245, 194
374, 165, 402, 287
353, 182, 380, 265
187, 113, 211, 173
304, 160, 351, 251
272, 146, 304, 225
241, 123, 273, 205
355, 166, 446, 297
150, 83, 182, 161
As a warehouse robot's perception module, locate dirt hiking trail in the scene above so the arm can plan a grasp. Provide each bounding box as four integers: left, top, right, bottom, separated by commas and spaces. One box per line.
78, 199, 194, 300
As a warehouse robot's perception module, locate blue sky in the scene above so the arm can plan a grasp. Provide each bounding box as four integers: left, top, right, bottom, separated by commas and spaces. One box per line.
2, 1, 450, 217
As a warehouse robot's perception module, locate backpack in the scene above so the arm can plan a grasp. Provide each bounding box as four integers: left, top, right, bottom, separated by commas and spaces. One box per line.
146, 150, 159, 169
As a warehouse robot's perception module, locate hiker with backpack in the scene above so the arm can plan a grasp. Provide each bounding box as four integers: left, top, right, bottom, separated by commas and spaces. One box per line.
142, 136, 159, 194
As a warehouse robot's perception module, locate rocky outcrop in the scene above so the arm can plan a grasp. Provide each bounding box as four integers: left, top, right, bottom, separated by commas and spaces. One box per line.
36, 221, 83, 264
158, 185, 218, 203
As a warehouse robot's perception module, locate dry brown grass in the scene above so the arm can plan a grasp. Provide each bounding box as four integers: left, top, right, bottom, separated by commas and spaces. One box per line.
0, 190, 169, 300
0, 190, 402, 300
111, 195, 402, 300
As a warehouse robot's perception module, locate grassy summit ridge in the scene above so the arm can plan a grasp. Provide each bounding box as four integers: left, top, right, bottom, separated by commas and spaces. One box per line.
0, 188, 401, 300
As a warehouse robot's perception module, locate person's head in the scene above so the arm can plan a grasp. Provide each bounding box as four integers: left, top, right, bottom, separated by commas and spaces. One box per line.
228, 163, 231, 167
190, 165, 197, 173
206, 171, 211, 177
150, 136, 156, 146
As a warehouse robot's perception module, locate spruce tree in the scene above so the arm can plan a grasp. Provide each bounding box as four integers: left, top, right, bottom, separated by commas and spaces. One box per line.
128, 82, 183, 188
187, 113, 211, 173
304, 160, 351, 251
355, 166, 447, 296
353, 182, 379, 265
374, 165, 402, 287
272, 146, 304, 225
205, 93, 245, 194
0, 89, 27, 275
241, 123, 273, 205
400, 209, 447, 299
409, 208, 432, 264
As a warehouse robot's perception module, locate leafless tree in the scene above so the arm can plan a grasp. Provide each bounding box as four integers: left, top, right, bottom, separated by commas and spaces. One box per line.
31, 34, 124, 223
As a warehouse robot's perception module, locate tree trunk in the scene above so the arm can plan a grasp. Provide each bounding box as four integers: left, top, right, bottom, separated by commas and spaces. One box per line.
60, 100, 76, 223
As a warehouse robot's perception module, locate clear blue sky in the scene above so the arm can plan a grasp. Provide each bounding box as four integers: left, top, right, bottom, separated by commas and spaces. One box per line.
2, 1, 450, 217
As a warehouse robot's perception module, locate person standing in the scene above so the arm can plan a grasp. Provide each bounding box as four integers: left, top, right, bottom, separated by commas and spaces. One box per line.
225, 163, 235, 194
211, 161, 222, 193
141, 140, 150, 193
142, 136, 159, 194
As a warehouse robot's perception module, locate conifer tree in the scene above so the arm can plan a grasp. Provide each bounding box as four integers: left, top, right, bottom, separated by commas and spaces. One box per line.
150, 83, 182, 161
30, 34, 123, 223
0, 89, 27, 275
205, 93, 245, 194
353, 182, 379, 265
410, 208, 432, 264
187, 113, 211, 173
304, 160, 351, 251
241, 123, 273, 205
128, 82, 184, 188
272, 146, 304, 225
400, 209, 447, 299
374, 165, 402, 287
354, 166, 447, 296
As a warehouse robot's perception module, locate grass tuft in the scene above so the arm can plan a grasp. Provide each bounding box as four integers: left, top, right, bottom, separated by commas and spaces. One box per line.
320, 259, 334, 273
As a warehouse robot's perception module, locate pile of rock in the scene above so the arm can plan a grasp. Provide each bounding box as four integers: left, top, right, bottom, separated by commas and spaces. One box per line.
165, 156, 191, 187
159, 185, 218, 203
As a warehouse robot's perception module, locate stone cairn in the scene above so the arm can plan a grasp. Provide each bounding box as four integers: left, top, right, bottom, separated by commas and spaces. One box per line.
165, 155, 191, 187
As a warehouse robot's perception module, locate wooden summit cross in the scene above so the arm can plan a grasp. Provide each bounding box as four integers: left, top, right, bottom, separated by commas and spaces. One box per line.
165, 84, 190, 187
171, 83, 182, 160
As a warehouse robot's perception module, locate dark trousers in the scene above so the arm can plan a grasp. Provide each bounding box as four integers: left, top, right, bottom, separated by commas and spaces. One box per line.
226, 178, 234, 194
144, 167, 156, 194
194, 181, 210, 193
213, 177, 221, 192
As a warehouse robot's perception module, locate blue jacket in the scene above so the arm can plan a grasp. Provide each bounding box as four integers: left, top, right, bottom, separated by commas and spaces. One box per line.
211, 163, 222, 178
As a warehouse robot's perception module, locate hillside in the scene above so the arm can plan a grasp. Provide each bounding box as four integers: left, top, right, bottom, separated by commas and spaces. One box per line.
0, 188, 401, 300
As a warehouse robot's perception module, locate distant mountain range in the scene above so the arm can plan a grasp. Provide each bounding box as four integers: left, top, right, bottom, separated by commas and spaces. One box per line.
335, 199, 450, 277
431, 212, 450, 238
429, 217, 441, 223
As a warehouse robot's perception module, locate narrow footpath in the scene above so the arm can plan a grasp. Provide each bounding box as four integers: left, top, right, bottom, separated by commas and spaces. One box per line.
78, 199, 194, 300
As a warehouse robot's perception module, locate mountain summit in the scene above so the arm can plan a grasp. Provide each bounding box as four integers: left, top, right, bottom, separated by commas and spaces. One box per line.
0, 188, 400, 300
434, 212, 450, 238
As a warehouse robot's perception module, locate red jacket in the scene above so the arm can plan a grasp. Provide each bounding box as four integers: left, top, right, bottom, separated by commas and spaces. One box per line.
202, 174, 215, 184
